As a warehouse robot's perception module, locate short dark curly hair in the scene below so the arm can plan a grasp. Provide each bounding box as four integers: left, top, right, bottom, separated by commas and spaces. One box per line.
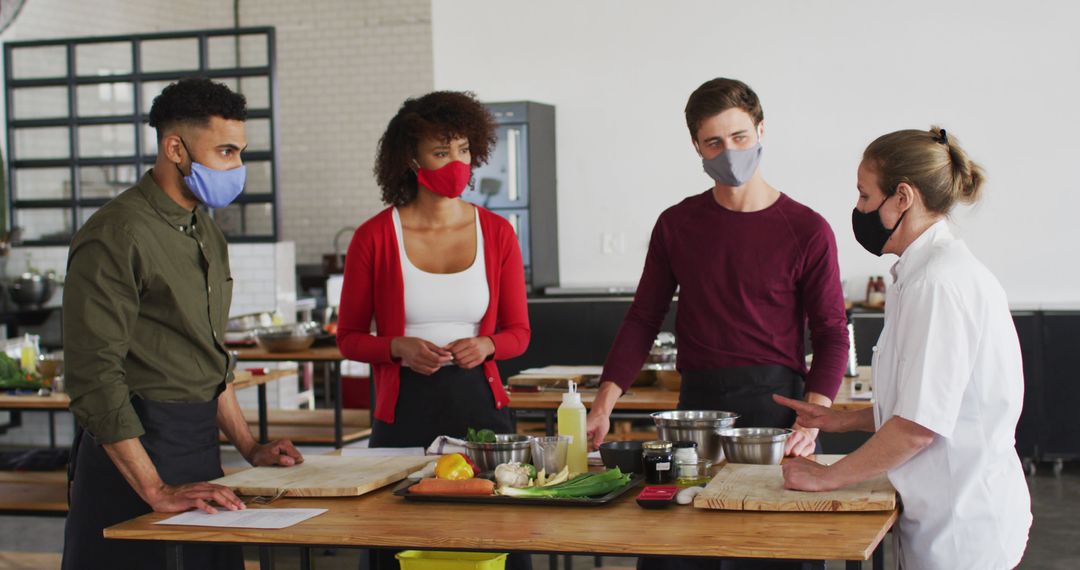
374, 91, 498, 206
148, 77, 247, 141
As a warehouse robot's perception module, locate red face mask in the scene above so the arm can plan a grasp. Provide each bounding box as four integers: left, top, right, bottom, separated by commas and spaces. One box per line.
415, 160, 471, 199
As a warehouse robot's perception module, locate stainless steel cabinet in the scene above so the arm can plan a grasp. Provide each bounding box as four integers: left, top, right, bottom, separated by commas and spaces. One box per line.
463, 102, 557, 291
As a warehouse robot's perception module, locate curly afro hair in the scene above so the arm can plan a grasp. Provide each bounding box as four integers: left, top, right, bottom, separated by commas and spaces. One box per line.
148, 77, 247, 141
374, 91, 498, 206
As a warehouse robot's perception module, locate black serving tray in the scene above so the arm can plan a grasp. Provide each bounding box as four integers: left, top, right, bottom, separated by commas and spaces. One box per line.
393, 473, 644, 506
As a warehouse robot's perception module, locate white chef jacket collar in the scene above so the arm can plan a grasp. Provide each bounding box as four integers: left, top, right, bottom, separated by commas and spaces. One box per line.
890, 219, 953, 285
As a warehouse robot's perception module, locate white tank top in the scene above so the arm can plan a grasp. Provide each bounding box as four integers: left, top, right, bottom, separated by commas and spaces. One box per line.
392, 207, 490, 349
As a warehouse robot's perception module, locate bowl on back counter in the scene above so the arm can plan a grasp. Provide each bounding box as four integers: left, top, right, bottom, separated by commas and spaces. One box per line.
252, 322, 320, 353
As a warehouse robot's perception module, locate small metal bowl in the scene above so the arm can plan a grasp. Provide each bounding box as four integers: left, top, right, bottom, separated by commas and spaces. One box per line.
465, 434, 533, 473
253, 322, 318, 353
718, 428, 793, 465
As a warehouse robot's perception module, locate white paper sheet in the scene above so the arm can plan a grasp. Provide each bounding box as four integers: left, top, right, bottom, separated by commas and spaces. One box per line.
517, 365, 603, 376
340, 446, 425, 457
155, 508, 327, 529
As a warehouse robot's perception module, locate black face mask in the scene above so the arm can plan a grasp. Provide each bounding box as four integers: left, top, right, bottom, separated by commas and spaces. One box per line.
851, 194, 906, 257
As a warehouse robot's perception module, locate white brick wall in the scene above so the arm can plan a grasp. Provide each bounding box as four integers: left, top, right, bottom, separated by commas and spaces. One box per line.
237, 0, 434, 263
3, 0, 435, 264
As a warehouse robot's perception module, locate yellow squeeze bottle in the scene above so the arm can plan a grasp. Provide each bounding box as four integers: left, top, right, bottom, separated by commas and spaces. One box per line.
557, 380, 588, 475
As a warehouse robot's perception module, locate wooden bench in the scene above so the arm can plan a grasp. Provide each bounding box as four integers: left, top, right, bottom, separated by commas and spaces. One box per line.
0, 470, 67, 517
0, 466, 251, 518
0, 551, 63, 570
220, 408, 372, 446
0, 552, 261, 570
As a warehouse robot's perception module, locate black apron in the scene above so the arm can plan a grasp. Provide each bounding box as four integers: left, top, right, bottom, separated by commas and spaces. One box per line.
639, 364, 818, 570
62, 395, 243, 570
677, 364, 804, 427
369, 365, 514, 447
368, 365, 529, 570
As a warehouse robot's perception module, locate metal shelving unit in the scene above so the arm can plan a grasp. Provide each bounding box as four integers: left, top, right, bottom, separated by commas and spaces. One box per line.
4, 27, 280, 245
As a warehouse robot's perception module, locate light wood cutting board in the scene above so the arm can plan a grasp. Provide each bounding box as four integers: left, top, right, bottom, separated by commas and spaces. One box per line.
694, 455, 896, 512
212, 455, 435, 498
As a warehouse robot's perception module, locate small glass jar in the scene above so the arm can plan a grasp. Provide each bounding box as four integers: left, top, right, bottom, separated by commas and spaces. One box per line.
674, 441, 700, 481
643, 440, 674, 484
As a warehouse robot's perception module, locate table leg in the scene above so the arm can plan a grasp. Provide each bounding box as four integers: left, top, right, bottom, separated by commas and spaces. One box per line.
322, 362, 331, 407
548, 554, 557, 570
259, 545, 273, 569
258, 383, 269, 444
48, 410, 56, 448
299, 546, 312, 570
873, 539, 885, 570
845, 562, 861, 570
165, 542, 183, 570
333, 362, 343, 449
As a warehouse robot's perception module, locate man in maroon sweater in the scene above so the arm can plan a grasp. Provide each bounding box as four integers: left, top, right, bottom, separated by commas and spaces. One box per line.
586, 78, 848, 463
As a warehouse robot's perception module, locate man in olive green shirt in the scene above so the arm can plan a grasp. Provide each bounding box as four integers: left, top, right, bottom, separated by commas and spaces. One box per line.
62, 78, 302, 570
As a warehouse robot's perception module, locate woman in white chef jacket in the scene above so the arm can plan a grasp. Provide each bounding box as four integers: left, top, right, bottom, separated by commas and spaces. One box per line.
774, 126, 1031, 569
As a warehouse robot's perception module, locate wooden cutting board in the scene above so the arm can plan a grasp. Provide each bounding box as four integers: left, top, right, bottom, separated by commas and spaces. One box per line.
212, 455, 435, 498
694, 455, 896, 512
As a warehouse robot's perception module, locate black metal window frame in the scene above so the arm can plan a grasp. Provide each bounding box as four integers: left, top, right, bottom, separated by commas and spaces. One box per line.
4, 26, 281, 245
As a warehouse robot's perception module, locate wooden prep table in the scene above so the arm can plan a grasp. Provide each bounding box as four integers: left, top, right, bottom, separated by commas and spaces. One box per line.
231, 346, 355, 448
104, 473, 896, 570
0, 368, 294, 448
508, 366, 873, 435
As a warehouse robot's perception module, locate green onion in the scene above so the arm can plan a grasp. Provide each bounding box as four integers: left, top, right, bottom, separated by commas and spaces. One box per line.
499, 467, 631, 498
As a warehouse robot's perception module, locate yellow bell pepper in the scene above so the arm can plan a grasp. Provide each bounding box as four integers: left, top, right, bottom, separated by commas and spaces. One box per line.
435, 453, 475, 480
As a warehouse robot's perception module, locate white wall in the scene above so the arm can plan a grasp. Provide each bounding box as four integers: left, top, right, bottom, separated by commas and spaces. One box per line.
433, 0, 1080, 307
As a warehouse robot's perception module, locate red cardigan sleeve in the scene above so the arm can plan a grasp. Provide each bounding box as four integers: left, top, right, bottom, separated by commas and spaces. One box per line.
489, 221, 530, 360
337, 223, 395, 364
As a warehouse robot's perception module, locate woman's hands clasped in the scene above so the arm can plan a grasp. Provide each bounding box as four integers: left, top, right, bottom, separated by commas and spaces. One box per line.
392, 336, 495, 374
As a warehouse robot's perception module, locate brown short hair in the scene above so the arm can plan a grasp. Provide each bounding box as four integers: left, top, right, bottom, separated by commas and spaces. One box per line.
863, 126, 985, 214
684, 78, 764, 138
374, 91, 498, 206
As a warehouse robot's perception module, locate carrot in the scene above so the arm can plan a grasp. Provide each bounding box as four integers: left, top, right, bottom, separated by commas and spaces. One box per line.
410, 477, 495, 496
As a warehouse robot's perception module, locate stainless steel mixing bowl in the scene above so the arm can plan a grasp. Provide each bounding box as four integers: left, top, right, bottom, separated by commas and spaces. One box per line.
718, 427, 793, 465
651, 410, 739, 463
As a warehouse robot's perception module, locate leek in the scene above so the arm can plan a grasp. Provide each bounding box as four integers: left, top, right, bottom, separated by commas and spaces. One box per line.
498, 467, 631, 498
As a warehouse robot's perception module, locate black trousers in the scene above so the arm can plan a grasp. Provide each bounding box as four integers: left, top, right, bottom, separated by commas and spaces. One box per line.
638, 365, 818, 570
368, 365, 530, 570
62, 396, 243, 570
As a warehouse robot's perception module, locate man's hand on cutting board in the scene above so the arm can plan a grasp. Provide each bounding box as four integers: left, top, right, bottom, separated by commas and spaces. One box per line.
248, 439, 304, 467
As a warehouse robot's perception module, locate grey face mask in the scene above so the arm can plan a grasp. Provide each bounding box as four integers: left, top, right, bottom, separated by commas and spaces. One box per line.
702, 143, 763, 187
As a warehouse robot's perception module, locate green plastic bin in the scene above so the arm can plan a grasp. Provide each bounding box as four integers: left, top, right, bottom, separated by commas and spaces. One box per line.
395, 550, 508, 570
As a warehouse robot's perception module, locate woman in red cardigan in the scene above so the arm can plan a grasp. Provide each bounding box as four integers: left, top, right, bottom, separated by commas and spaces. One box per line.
338, 91, 530, 450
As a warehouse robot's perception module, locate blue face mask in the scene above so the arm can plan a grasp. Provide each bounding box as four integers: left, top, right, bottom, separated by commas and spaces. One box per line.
176, 139, 246, 209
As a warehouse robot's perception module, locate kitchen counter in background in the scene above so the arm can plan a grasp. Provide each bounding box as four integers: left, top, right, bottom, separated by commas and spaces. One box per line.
508, 295, 1079, 470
